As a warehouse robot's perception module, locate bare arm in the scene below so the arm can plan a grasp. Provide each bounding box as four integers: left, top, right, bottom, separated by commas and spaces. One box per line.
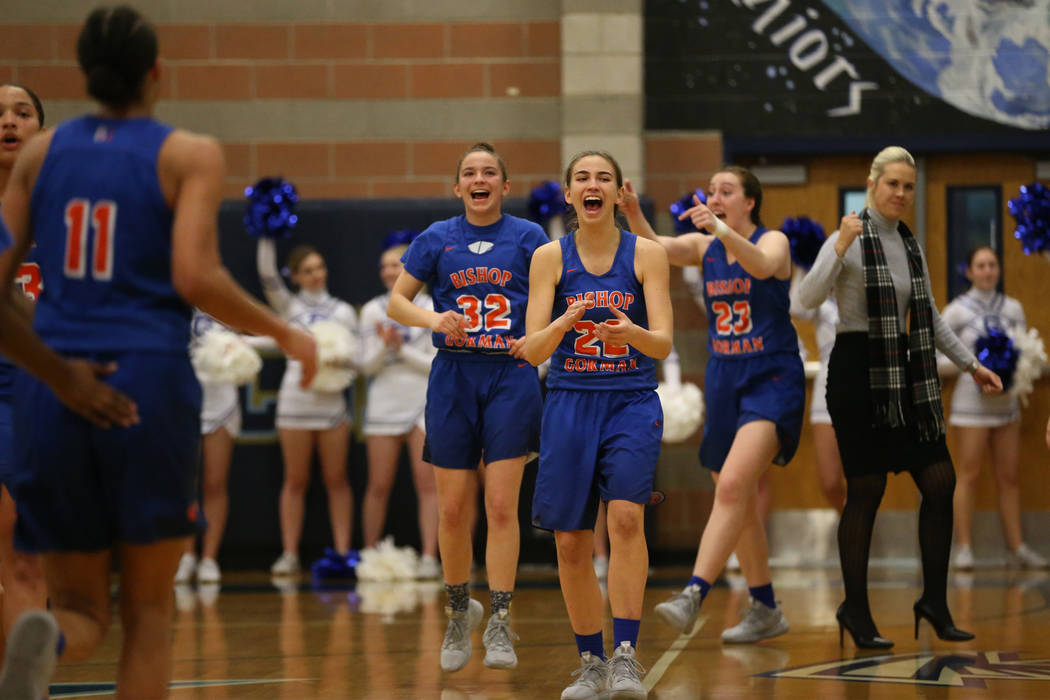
523, 241, 589, 366
593, 238, 673, 359
678, 194, 790, 280
164, 132, 317, 387
387, 269, 468, 340
621, 179, 710, 267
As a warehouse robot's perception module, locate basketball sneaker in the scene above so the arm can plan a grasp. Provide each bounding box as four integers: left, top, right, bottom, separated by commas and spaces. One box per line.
721, 598, 789, 643
440, 598, 483, 672
607, 641, 646, 699
561, 651, 609, 700
654, 584, 701, 633
482, 608, 519, 669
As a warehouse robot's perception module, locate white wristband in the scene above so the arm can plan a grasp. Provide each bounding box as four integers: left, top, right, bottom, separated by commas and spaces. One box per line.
711, 217, 730, 238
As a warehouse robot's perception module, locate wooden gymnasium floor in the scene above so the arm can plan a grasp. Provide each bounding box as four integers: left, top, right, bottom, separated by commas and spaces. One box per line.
47, 566, 1050, 698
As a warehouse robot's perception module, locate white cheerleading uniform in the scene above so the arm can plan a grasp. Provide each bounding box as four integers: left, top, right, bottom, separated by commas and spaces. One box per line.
190, 310, 242, 437
258, 239, 358, 430
808, 299, 839, 425
940, 288, 1025, 427
790, 280, 838, 424
358, 292, 435, 436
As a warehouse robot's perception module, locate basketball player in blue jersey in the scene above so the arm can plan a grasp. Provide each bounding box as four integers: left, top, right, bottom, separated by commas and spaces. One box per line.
0, 82, 49, 668
0, 7, 317, 698
388, 142, 547, 673
526, 151, 672, 700
623, 166, 804, 645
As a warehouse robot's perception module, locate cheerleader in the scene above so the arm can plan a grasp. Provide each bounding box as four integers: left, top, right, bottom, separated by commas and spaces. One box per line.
359, 235, 439, 578
258, 237, 358, 576
174, 310, 245, 584
940, 246, 1045, 569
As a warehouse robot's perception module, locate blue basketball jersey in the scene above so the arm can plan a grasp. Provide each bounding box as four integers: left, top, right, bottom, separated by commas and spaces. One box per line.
29, 115, 188, 353
702, 227, 798, 358
546, 231, 656, 391
0, 232, 43, 400
401, 213, 547, 356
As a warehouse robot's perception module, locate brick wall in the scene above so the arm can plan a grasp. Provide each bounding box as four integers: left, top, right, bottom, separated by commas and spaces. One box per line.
1, 19, 562, 198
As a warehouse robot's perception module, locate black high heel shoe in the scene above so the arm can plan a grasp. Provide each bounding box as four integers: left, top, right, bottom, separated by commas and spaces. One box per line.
836, 603, 894, 650
913, 600, 974, 641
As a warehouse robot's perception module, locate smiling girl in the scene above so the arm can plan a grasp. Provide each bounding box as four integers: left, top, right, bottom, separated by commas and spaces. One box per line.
257, 237, 358, 577
623, 165, 803, 648
526, 150, 672, 700
387, 142, 547, 673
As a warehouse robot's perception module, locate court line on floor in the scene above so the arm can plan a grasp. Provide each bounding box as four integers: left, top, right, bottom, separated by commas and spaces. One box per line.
644, 615, 708, 691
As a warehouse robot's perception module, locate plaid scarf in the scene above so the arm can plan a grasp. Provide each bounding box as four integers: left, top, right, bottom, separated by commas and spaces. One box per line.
860, 211, 945, 442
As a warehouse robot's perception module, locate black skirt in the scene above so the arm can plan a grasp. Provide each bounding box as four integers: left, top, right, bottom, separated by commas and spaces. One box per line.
826, 332, 951, 477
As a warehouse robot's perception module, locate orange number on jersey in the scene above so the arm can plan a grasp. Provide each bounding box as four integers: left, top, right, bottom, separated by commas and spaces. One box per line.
457, 293, 513, 333
64, 199, 117, 281
483, 294, 511, 330
712, 300, 752, 336
14, 263, 43, 301
456, 295, 483, 332
572, 320, 629, 358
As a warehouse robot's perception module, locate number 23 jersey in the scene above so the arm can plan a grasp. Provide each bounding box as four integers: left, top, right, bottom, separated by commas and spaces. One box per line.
401, 213, 548, 355
702, 226, 798, 358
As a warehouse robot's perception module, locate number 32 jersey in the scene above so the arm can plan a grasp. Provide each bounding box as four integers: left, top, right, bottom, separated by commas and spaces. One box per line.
401, 213, 547, 355
29, 115, 189, 353
702, 226, 798, 358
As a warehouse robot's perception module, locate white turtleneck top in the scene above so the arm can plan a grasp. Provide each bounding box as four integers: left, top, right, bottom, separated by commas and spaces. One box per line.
797, 207, 975, 371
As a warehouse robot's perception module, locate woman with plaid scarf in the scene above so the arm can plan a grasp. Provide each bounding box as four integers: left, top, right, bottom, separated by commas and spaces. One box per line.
798, 146, 1002, 649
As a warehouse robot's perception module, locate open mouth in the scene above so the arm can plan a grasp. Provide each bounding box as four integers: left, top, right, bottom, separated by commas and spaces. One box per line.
470, 189, 490, 203
1, 135, 20, 151
583, 196, 602, 214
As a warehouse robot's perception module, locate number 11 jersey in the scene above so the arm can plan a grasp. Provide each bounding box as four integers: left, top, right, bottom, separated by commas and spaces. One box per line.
29, 115, 189, 353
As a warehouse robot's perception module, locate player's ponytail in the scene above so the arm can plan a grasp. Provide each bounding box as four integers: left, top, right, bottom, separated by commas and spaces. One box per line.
77, 5, 158, 110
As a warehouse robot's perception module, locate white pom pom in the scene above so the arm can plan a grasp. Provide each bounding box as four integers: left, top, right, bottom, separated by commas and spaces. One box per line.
1008, 327, 1047, 407
355, 537, 420, 582
309, 320, 357, 392
356, 581, 420, 621
656, 381, 704, 443
191, 329, 262, 385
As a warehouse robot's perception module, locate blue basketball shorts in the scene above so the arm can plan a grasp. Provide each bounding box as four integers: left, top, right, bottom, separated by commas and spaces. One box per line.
422, 351, 541, 470
11, 352, 204, 552
699, 351, 805, 473
532, 388, 662, 532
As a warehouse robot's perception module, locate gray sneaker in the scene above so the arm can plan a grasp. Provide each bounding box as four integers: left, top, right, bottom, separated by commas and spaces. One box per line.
0, 610, 59, 700
654, 584, 701, 633
721, 597, 789, 644
482, 609, 519, 669
440, 598, 484, 672
607, 641, 646, 699
561, 651, 610, 700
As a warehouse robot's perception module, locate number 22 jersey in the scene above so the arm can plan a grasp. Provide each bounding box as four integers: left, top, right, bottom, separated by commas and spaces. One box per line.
401, 213, 548, 355
29, 115, 189, 353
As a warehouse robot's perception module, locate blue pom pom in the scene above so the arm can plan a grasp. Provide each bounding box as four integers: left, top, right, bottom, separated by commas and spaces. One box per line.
975, 327, 1018, 390
244, 177, 299, 239
781, 216, 827, 270
670, 189, 707, 234
528, 180, 566, 225
1009, 182, 1050, 256
382, 229, 419, 251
